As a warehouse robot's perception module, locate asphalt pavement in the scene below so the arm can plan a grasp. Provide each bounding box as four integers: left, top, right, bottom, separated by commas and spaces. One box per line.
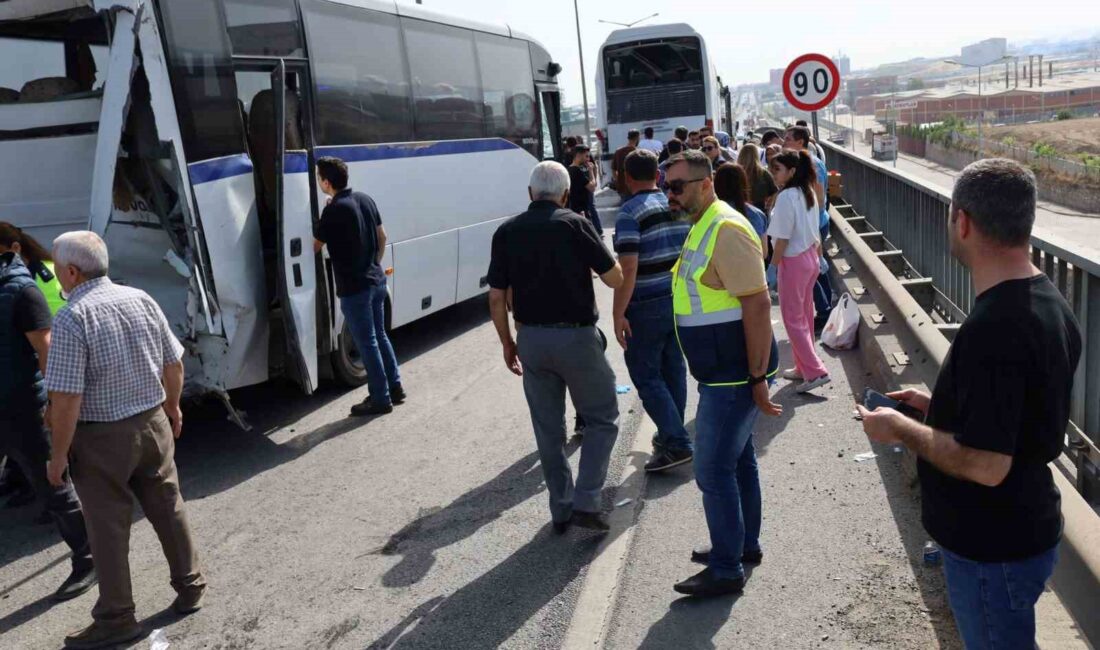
0, 244, 642, 649
0, 213, 997, 650
604, 314, 961, 649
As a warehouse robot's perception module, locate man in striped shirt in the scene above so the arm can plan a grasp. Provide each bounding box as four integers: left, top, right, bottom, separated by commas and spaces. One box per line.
612, 149, 694, 472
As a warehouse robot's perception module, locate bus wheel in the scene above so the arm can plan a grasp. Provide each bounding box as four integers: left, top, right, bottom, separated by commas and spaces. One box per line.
330, 321, 368, 388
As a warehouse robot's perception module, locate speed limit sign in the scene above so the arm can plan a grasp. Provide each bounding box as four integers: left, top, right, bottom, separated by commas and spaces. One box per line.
782, 53, 841, 112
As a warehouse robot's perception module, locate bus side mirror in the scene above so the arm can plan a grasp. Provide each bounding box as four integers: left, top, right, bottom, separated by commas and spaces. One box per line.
547, 62, 562, 77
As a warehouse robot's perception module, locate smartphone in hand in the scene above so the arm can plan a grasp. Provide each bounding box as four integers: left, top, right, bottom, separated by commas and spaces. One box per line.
862, 388, 925, 420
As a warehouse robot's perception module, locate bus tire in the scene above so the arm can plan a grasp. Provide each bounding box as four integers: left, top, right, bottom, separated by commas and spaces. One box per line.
329, 294, 392, 388
329, 320, 368, 388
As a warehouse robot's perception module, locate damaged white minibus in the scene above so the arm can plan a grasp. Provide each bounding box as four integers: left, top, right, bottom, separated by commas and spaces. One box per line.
0, 0, 563, 424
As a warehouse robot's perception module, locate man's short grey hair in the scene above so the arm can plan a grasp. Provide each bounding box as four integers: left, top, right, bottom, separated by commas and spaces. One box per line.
529, 161, 571, 201
53, 230, 109, 278
951, 158, 1036, 247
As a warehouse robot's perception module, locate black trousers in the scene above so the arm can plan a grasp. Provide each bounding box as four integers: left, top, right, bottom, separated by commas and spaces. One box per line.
0, 407, 92, 569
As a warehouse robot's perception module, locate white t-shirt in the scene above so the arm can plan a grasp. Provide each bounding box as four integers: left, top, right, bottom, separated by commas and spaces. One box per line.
638, 138, 664, 155
767, 187, 820, 257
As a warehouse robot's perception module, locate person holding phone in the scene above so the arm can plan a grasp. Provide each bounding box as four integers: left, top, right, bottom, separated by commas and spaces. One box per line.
858, 159, 1081, 649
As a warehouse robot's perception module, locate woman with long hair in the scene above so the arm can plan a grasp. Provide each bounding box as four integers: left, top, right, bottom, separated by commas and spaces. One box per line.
713, 163, 768, 246
0, 223, 64, 314
766, 151, 830, 393
737, 144, 778, 212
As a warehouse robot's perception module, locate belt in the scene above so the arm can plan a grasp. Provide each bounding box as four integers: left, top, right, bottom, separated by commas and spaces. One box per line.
522, 322, 592, 329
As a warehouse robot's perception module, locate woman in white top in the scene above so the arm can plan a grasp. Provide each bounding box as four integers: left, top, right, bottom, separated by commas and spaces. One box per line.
766, 150, 831, 393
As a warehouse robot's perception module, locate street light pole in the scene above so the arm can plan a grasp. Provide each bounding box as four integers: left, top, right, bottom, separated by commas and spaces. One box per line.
573, 0, 592, 144
977, 64, 983, 157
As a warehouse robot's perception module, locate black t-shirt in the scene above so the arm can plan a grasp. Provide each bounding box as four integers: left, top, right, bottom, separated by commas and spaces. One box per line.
14, 285, 51, 333
487, 201, 615, 326
567, 165, 592, 214
921, 275, 1082, 562
314, 188, 386, 297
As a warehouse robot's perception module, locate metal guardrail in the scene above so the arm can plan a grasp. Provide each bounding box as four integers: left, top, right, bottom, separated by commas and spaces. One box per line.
822, 149, 1100, 644
824, 141, 1100, 500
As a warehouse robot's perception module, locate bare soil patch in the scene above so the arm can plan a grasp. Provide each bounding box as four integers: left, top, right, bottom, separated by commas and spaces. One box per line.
989, 117, 1100, 156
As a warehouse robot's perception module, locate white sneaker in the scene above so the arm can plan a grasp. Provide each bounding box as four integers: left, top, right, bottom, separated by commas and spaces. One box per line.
781, 368, 803, 381
796, 375, 832, 393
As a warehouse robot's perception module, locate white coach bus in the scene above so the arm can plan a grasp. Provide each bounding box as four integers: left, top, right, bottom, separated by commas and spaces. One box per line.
595, 23, 721, 172
0, 0, 563, 418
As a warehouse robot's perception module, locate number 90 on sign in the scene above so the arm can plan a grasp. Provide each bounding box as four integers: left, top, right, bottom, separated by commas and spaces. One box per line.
782, 54, 840, 112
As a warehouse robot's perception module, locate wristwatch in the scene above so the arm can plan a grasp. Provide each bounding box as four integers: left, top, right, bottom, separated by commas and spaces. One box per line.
747, 373, 767, 386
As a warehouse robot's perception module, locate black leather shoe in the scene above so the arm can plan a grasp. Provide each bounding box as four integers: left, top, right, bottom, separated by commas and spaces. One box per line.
552, 519, 571, 535
53, 563, 97, 602
644, 448, 693, 472
691, 547, 763, 565
350, 398, 393, 417
673, 568, 745, 597
390, 385, 407, 405
570, 510, 610, 532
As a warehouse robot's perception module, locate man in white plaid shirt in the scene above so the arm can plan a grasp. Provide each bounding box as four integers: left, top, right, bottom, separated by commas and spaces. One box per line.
44, 231, 205, 650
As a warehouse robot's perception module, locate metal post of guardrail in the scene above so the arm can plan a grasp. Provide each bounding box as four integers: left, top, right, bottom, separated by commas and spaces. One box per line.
822, 140, 1100, 645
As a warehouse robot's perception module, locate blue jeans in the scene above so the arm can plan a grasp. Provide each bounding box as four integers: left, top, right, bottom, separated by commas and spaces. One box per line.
339, 284, 401, 406
942, 544, 1058, 650
623, 296, 690, 452
694, 384, 761, 580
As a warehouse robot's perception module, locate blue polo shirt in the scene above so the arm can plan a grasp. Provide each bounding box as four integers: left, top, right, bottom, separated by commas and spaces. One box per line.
613, 189, 690, 304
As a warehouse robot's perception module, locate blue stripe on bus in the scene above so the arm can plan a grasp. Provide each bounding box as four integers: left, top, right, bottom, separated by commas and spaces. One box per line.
187, 154, 254, 185
285, 152, 309, 174
187, 139, 522, 185
317, 138, 519, 163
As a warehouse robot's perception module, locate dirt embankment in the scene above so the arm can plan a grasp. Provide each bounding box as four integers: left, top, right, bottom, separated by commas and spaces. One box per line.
989, 117, 1100, 156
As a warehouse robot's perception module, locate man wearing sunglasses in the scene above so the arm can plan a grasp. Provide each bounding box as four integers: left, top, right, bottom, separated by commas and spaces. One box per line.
664, 151, 782, 598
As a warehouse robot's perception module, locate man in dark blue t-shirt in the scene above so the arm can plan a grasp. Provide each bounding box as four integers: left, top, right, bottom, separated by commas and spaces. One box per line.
313, 157, 404, 416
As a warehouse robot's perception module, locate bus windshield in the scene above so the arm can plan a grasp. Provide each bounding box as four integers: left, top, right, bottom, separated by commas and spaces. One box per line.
602, 36, 705, 123
603, 37, 703, 90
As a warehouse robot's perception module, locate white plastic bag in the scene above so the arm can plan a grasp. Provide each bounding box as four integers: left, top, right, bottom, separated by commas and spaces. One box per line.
821, 293, 859, 350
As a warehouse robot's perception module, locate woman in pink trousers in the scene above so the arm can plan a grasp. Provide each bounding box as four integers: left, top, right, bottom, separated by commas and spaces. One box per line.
766, 150, 831, 393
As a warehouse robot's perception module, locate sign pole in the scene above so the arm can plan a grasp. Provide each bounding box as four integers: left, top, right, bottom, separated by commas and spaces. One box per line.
811, 111, 820, 143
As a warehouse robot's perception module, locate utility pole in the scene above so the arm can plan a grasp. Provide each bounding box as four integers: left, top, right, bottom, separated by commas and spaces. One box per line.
573, 0, 591, 145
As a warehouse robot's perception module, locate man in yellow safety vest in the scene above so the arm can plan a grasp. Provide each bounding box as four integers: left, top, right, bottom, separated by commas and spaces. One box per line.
664, 150, 782, 598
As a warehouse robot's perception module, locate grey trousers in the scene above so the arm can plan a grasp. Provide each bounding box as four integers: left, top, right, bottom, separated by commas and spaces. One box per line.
517, 325, 619, 522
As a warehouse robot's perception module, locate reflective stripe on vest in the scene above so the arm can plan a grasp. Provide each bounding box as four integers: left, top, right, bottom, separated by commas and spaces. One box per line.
672, 200, 772, 387
672, 200, 759, 327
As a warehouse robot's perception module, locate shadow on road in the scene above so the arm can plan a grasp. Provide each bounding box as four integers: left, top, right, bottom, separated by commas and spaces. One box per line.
638, 574, 754, 650
368, 522, 607, 649
0, 296, 493, 607
377, 440, 580, 588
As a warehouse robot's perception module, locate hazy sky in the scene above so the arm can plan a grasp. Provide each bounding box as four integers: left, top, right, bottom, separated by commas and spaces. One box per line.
400, 0, 1096, 104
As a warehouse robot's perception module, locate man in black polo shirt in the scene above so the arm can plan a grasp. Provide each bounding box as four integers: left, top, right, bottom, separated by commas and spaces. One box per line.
313, 157, 404, 416
858, 158, 1081, 648
487, 161, 624, 533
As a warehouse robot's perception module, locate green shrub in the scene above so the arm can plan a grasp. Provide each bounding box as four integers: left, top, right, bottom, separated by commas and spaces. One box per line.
1056, 110, 1073, 121
1032, 141, 1058, 157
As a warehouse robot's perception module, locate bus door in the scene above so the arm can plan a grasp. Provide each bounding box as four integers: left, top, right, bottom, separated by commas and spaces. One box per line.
537, 86, 562, 161
234, 59, 319, 393
269, 60, 318, 393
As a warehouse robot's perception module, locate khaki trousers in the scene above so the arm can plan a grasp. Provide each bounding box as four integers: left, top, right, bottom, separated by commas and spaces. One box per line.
71, 406, 205, 624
